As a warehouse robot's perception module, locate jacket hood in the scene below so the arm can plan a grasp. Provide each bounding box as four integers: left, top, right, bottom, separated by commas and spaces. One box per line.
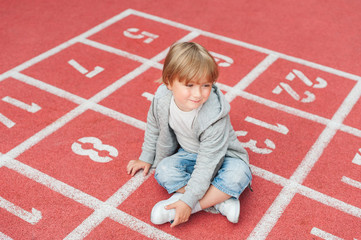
195, 84, 230, 134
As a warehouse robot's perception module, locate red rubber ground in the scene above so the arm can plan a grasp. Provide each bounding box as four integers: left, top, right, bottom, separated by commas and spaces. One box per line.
1, 1, 360, 239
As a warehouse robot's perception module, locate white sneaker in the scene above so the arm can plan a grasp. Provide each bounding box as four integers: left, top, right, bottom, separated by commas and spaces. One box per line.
214, 198, 240, 223
150, 193, 182, 224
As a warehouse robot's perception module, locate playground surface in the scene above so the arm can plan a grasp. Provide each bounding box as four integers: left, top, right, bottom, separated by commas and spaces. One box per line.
1, 1, 361, 239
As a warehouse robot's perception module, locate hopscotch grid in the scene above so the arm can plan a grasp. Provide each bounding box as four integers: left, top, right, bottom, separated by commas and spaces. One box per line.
0, 8, 360, 240
2, 30, 200, 238
128, 9, 361, 82
1, 154, 177, 240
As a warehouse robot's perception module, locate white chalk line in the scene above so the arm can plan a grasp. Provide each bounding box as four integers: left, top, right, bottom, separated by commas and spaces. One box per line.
1, 154, 177, 240
63, 31, 200, 239
13, 70, 361, 140
81, 39, 163, 70
8, 49, 361, 239
341, 176, 361, 190
225, 54, 278, 102
3, 31, 200, 239
0, 232, 13, 240
252, 165, 361, 219
2, 8, 361, 239
12, 72, 147, 131
310, 227, 344, 240
129, 9, 361, 82
0, 10, 135, 83
247, 80, 361, 239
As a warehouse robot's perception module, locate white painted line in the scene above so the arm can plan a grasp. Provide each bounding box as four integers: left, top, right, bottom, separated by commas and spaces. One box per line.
0, 232, 13, 240
292, 80, 361, 184
0, 113, 15, 128
2, 96, 41, 113
12, 72, 147, 131
2, 154, 103, 210
2, 154, 176, 240
64, 208, 108, 240
5, 104, 89, 159
297, 183, 361, 219
247, 183, 299, 240
65, 171, 154, 239
81, 39, 163, 70
247, 63, 361, 240
225, 54, 278, 102
85, 66, 104, 78
12, 72, 85, 105
0, 9, 133, 83
352, 150, 361, 165
63, 32, 200, 239
310, 227, 343, 240
128, 9, 361, 82
251, 165, 361, 219
0, 196, 42, 225
141, 92, 154, 102
108, 210, 180, 240
68, 59, 89, 74
341, 176, 361, 190
88, 31, 200, 104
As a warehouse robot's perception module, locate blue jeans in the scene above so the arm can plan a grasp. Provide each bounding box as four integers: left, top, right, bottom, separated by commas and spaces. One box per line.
154, 148, 252, 198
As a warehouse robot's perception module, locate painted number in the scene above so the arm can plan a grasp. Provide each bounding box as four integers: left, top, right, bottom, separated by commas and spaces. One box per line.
311, 227, 358, 240
71, 137, 118, 163
123, 28, 159, 44
341, 148, 361, 190
236, 116, 289, 154
210, 52, 234, 67
0, 96, 41, 128
142, 92, 154, 102
0, 196, 42, 225
272, 69, 327, 103
68, 59, 104, 78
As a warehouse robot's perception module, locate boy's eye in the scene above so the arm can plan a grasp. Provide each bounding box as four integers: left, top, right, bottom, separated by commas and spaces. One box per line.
202, 84, 211, 88
186, 84, 193, 87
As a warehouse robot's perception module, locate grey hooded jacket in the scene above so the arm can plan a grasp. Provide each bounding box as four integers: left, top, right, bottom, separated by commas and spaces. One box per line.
139, 84, 249, 208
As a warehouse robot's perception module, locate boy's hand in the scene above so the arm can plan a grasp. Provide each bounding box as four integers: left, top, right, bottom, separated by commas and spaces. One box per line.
165, 200, 191, 227
126, 160, 151, 176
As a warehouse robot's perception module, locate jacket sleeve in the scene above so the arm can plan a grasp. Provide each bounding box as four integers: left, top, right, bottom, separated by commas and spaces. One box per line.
180, 116, 230, 208
139, 97, 160, 165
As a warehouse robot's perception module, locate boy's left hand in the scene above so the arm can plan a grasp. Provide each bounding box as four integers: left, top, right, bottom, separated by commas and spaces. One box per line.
165, 200, 191, 227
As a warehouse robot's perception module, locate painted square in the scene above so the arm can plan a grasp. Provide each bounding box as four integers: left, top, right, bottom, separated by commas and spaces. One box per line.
268, 194, 361, 239
0, 168, 92, 239
230, 97, 325, 178
303, 131, 361, 209
0, 78, 76, 153
21, 43, 141, 98
88, 15, 191, 59
244, 59, 356, 119
100, 68, 162, 122
16, 110, 144, 201
191, 35, 268, 86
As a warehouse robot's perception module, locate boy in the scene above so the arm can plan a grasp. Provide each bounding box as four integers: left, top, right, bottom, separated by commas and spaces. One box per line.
127, 42, 252, 227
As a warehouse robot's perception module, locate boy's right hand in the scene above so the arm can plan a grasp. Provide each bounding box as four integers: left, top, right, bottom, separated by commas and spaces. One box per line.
126, 160, 151, 177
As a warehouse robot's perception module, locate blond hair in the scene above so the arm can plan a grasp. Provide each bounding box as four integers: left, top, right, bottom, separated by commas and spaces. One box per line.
162, 42, 218, 86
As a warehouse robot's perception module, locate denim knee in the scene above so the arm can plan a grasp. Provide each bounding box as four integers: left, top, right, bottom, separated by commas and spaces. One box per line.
154, 154, 192, 193
212, 158, 252, 198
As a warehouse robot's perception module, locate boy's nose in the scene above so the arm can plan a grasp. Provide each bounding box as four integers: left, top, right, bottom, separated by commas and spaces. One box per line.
192, 86, 201, 98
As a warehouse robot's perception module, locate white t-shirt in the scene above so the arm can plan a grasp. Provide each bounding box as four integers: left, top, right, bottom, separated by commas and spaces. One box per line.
169, 96, 201, 153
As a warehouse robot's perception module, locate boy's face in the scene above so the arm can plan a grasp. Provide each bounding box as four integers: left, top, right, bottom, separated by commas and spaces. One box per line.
167, 78, 212, 112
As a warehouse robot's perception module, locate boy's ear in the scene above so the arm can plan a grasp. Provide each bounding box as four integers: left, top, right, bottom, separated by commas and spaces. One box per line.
165, 79, 172, 90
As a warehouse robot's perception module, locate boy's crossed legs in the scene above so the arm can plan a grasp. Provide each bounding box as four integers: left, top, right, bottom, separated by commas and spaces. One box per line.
152, 148, 252, 225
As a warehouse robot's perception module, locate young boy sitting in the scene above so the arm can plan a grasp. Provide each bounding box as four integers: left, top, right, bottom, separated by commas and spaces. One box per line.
127, 42, 252, 227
